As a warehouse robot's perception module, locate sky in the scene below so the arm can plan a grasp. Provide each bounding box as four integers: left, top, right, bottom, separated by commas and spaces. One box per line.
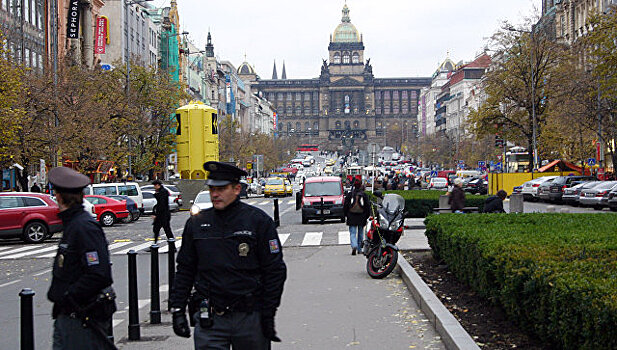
154, 0, 539, 79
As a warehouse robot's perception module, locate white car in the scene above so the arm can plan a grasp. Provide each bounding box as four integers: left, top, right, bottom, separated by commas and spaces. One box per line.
520, 176, 558, 201
428, 177, 448, 190
190, 191, 212, 215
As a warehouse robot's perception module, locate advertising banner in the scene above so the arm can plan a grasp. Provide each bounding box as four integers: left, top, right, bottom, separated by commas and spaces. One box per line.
67, 0, 80, 39
95, 16, 107, 54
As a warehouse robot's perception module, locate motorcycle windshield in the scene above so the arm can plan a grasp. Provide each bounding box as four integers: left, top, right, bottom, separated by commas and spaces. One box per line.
382, 194, 405, 215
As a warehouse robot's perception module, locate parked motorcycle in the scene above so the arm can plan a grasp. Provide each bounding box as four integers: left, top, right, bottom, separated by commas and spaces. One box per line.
363, 192, 405, 279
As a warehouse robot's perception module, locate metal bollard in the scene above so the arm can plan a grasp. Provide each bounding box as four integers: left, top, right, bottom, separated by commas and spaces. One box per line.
150, 244, 161, 324
273, 198, 280, 227
320, 197, 325, 225
167, 238, 176, 312
19, 288, 35, 350
127, 250, 140, 340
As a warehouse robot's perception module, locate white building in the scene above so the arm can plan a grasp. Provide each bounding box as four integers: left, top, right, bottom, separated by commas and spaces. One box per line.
418, 58, 456, 137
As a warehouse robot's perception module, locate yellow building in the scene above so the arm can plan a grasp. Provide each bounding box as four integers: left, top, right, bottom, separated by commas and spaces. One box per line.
176, 101, 219, 179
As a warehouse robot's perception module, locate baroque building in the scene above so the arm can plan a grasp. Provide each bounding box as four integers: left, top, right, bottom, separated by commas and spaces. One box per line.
252, 4, 431, 151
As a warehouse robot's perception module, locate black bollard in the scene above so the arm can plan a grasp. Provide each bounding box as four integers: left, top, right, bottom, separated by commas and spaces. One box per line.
150, 244, 161, 324
320, 197, 325, 225
127, 250, 140, 340
167, 238, 176, 312
273, 198, 280, 227
19, 288, 35, 350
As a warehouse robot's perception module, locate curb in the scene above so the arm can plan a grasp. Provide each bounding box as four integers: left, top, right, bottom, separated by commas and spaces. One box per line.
397, 252, 480, 350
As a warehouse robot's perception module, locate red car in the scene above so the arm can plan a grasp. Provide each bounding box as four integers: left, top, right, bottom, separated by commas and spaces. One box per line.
84, 195, 130, 227
0, 192, 63, 243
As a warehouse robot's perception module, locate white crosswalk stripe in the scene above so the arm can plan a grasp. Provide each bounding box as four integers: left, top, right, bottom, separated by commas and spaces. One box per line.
338, 231, 350, 245
0, 245, 42, 257
258, 201, 270, 206
287, 200, 295, 205
1, 245, 57, 259
114, 242, 152, 255
159, 239, 182, 253
301, 232, 322, 246
278, 233, 290, 245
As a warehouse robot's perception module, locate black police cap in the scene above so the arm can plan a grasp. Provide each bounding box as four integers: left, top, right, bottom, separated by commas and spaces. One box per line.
48, 167, 91, 193
203, 161, 247, 186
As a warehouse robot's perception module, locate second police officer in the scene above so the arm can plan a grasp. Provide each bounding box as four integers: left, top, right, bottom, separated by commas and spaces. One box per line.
170, 161, 287, 349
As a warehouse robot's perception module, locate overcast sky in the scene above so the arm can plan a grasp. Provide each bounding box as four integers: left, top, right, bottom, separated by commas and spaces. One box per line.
154, 0, 539, 79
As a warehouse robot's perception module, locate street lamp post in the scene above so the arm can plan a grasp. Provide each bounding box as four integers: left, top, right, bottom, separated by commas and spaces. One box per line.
185, 48, 205, 100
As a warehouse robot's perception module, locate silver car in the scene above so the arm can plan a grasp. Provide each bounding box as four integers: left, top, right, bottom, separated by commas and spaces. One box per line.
190, 191, 212, 215
141, 191, 179, 214
141, 184, 183, 207
578, 181, 617, 209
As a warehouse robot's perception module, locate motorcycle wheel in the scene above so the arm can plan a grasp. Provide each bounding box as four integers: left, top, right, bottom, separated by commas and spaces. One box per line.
366, 246, 398, 279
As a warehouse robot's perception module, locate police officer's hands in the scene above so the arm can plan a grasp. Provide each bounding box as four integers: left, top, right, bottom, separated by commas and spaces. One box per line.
172, 310, 191, 338
261, 310, 281, 342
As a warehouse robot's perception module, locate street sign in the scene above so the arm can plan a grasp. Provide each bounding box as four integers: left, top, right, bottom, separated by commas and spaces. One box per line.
478, 161, 485, 167
587, 158, 596, 166
458, 160, 465, 165
100, 63, 114, 71
430, 170, 438, 177
247, 162, 252, 170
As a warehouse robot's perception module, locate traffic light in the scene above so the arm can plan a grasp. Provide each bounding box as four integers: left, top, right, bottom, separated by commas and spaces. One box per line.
495, 135, 504, 148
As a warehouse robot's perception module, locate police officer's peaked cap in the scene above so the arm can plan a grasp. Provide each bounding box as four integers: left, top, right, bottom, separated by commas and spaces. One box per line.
203, 161, 247, 186
48, 167, 91, 193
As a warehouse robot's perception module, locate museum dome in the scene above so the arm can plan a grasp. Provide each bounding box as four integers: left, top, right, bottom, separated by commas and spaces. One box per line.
332, 4, 360, 43
237, 61, 256, 75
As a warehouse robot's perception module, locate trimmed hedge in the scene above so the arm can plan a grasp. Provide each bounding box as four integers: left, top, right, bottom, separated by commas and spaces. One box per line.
425, 213, 617, 349
367, 190, 488, 217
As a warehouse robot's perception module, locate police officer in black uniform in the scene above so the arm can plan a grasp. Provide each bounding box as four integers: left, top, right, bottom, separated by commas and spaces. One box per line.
46, 167, 116, 350
170, 161, 287, 350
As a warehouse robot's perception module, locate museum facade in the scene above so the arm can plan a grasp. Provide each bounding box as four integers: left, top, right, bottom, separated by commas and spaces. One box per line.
239, 4, 431, 151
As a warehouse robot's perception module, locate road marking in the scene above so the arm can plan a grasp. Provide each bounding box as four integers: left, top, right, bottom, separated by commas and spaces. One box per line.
108, 241, 133, 251
138, 299, 149, 309
0, 279, 21, 288
278, 234, 290, 246
1, 245, 58, 259
338, 231, 351, 245
302, 232, 322, 246
112, 319, 123, 328
37, 251, 58, 258
0, 246, 14, 252
159, 238, 183, 253
287, 200, 295, 205
114, 242, 152, 255
280, 206, 295, 217
0, 245, 43, 257
33, 268, 52, 277
159, 284, 169, 293
259, 201, 270, 206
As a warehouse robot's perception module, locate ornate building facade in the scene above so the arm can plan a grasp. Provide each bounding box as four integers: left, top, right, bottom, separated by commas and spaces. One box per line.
250, 4, 431, 151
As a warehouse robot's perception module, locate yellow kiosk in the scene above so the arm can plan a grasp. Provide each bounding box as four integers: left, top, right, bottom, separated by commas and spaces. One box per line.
175, 101, 219, 179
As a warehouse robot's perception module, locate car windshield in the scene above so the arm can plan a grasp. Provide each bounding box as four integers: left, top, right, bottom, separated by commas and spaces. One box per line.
267, 178, 283, 185
304, 182, 342, 196
195, 192, 211, 203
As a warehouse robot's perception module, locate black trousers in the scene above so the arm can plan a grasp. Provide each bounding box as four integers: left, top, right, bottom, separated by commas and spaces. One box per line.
193, 311, 269, 350
153, 218, 173, 243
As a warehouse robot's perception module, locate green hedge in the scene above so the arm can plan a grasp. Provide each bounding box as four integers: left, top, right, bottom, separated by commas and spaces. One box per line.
367, 190, 488, 217
425, 214, 617, 349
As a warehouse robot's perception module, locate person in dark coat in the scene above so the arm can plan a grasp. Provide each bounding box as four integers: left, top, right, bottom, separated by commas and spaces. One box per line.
169, 161, 287, 349
343, 179, 370, 255
448, 178, 466, 213
483, 190, 507, 213
30, 183, 41, 192
46, 167, 115, 349
152, 179, 173, 244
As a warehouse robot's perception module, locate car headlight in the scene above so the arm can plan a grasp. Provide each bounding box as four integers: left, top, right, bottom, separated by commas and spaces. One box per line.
190, 204, 201, 216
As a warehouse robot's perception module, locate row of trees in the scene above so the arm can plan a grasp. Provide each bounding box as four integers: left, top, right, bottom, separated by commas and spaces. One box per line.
467, 9, 617, 171
0, 35, 189, 190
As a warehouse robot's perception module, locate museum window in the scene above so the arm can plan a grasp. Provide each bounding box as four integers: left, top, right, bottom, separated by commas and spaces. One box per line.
296, 122, 301, 131
304, 92, 311, 100
305, 122, 310, 130
377, 121, 382, 128
277, 92, 283, 101
314, 108, 319, 115
287, 92, 292, 101
313, 122, 319, 130
268, 93, 275, 101
313, 92, 319, 100
352, 52, 359, 64
342, 52, 350, 64
295, 106, 301, 115
286, 106, 292, 114
344, 121, 351, 129
304, 107, 311, 115
296, 92, 302, 101
353, 120, 359, 128
287, 122, 292, 131
335, 121, 342, 129
333, 52, 341, 64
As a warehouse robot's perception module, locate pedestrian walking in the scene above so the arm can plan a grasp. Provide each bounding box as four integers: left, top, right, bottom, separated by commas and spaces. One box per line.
30, 182, 41, 192
169, 161, 287, 349
483, 190, 508, 213
343, 178, 370, 255
448, 178, 466, 213
152, 179, 173, 244
46, 167, 116, 350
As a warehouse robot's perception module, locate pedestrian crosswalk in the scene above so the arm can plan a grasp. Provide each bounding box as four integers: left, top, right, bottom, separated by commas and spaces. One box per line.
245, 199, 296, 207
0, 231, 353, 260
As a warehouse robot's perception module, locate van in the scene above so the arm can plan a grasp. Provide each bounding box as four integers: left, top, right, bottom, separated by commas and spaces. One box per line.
296, 176, 345, 224
83, 182, 143, 210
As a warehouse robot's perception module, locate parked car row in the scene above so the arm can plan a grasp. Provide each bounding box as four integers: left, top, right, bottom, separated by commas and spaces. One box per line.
522, 175, 617, 211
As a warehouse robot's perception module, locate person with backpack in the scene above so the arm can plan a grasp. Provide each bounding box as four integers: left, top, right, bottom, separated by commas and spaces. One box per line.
343, 178, 370, 255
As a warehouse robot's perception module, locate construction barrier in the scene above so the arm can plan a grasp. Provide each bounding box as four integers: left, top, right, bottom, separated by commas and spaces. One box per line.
488, 171, 580, 195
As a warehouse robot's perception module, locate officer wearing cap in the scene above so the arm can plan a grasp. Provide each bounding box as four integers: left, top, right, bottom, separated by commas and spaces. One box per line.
46, 167, 115, 349
170, 161, 287, 349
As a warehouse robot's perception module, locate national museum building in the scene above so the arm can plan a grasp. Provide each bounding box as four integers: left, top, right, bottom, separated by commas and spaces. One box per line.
240, 4, 431, 151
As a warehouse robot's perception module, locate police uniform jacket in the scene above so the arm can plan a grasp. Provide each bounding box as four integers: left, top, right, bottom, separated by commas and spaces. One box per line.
170, 198, 287, 314
47, 205, 113, 317
154, 187, 171, 221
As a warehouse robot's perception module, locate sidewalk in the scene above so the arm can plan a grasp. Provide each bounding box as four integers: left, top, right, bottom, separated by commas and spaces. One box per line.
399, 218, 430, 251
116, 308, 191, 350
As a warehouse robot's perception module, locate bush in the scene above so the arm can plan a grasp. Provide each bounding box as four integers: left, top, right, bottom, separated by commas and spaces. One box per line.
367, 190, 488, 217
424, 213, 617, 349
